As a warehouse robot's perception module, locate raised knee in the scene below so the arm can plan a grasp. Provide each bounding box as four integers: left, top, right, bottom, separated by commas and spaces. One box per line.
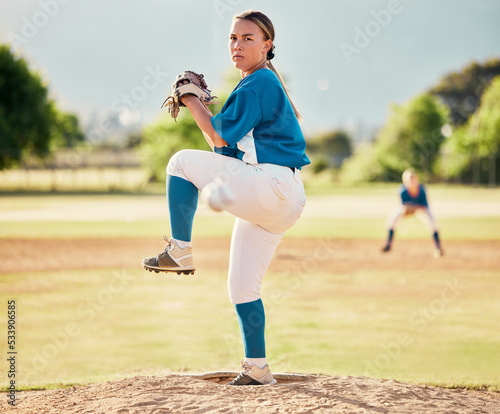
166, 149, 191, 176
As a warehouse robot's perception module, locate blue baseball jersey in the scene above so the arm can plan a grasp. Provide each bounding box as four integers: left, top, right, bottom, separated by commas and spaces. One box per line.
400, 184, 429, 207
211, 68, 310, 169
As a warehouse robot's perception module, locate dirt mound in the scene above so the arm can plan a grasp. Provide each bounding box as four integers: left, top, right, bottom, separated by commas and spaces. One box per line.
4, 373, 500, 413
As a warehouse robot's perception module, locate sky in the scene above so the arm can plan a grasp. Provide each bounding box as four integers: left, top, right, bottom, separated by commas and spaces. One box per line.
1, 0, 499, 138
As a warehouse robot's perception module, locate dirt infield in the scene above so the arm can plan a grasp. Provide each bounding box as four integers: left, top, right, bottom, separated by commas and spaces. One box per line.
1, 237, 499, 275
4, 373, 500, 413
2, 237, 500, 413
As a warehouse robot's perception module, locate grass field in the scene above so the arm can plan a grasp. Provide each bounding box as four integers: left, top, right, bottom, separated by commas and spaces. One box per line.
1, 182, 499, 392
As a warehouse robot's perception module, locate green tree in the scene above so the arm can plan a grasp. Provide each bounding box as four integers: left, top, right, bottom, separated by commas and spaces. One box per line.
341, 93, 449, 183
376, 93, 449, 176
0, 45, 84, 169
0, 45, 55, 169
439, 76, 500, 184
467, 76, 500, 157
307, 130, 353, 171
50, 111, 85, 149
430, 57, 500, 127
140, 113, 210, 181
340, 142, 386, 183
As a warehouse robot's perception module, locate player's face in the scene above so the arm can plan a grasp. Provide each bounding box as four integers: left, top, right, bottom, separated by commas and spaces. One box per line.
403, 174, 419, 189
229, 19, 271, 77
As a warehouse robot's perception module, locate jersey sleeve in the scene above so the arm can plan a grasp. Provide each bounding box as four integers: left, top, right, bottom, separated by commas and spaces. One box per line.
399, 185, 407, 204
211, 87, 263, 147
419, 185, 429, 207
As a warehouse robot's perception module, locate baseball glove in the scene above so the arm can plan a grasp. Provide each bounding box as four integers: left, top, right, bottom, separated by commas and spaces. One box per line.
402, 204, 420, 215
161, 70, 217, 122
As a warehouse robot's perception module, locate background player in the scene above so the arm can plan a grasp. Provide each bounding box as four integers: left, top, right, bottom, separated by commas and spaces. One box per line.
142, 10, 309, 385
382, 169, 443, 257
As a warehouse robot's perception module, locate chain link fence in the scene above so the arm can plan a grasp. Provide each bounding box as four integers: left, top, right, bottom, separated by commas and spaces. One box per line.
0, 148, 150, 192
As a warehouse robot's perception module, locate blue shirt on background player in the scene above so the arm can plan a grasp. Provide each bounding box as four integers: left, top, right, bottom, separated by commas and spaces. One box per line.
399, 183, 429, 208
211, 68, 310, 169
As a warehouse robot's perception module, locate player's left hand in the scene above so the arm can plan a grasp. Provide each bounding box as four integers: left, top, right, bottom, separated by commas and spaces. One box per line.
160, 71, 218, 122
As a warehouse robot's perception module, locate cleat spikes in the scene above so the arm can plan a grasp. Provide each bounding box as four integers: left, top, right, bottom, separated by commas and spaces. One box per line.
142, 266, 195, 275
142, 237, 195, 276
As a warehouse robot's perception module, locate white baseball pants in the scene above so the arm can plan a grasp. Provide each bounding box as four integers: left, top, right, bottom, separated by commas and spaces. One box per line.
385, 205, 439, 232
167, 149, 306, 304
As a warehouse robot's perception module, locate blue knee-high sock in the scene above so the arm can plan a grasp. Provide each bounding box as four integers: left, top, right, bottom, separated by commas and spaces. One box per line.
167, 175, 198, 242
235, 299, 266, 358
433, 231, 441, 249
386, 229, 394, 247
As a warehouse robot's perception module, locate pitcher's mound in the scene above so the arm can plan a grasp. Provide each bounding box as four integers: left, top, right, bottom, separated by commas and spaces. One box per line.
4, 374, 500, 413
187, 371, 309, 384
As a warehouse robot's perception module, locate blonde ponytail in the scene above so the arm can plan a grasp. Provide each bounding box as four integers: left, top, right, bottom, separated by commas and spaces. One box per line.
267, 60, 303, 124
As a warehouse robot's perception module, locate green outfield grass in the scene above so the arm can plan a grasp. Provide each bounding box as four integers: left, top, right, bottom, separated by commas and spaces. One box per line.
0, 266, 498, 391
1, 187, 499, 392
1, 216, 500, 241
2, 184, 500, 241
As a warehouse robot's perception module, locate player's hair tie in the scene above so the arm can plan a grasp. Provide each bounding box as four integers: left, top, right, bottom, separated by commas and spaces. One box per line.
267, 45, 275, 60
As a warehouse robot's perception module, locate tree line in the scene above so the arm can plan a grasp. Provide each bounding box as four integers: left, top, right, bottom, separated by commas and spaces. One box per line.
341, 58, 500, 184
0, 45, 84, 170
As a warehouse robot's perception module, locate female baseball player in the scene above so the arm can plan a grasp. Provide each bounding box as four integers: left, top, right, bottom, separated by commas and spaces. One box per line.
382, 169, 443, 257
142, 10, 310, 385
